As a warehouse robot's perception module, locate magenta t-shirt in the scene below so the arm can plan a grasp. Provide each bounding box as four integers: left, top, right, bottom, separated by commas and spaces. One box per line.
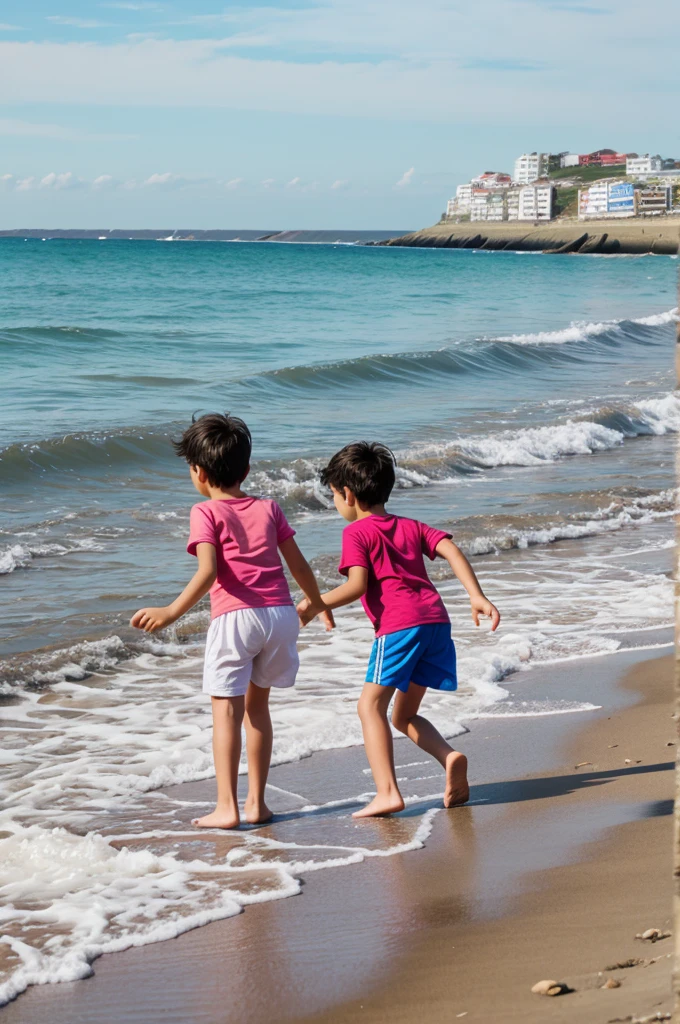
187, 497, 295, 619
339, 514, 451, 637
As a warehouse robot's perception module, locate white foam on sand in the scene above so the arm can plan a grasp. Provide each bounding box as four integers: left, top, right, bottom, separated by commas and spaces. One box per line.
0, 507, 674, 1005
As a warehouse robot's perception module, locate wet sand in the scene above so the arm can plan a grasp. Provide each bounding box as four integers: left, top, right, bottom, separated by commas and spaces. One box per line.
2, 644, 674, 1023
305, 651, 675, 1024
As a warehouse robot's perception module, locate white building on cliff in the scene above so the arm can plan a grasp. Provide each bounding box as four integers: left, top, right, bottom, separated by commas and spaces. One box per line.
513, 153, 550, 184
626, 154, 663, 177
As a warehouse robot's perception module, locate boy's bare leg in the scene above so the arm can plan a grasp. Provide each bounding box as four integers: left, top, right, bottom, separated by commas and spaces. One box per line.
392, 683, 469, 807
244, 683, 274, 824
194, 695, 244, 828
354, 682, 405, 818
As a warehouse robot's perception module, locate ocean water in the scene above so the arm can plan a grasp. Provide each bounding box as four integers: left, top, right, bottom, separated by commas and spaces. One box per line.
0, 239, 677, 1004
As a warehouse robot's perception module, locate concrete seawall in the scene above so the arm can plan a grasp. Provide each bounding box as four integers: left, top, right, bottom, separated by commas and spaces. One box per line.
378, 218, 680, 255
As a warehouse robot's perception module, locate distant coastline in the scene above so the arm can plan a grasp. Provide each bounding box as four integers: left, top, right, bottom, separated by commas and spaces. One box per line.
0, 228, 409, 244
2, 222, 676, 253
376, 218, 680, 254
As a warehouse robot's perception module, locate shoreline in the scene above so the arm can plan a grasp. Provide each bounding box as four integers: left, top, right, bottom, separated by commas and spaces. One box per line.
378, 218, 680, 255
305, 650, 675, 1024
3, 641, 673, 1023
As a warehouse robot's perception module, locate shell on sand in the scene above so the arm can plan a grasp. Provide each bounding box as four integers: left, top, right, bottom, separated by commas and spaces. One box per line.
636, 928, 671, 942
601, 978, 622, 989
531, 980, 568, 997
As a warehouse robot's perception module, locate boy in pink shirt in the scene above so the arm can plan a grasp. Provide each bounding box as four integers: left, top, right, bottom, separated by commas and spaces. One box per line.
131, 414, 332, 829
299, 442, 500, 818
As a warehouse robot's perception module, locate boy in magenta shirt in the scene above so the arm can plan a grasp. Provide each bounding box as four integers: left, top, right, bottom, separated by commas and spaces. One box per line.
299, 442, 500, 818
131, 414, 332, 829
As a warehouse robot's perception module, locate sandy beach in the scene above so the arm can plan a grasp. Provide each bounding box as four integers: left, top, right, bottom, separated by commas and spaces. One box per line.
3, 643, 673, 1024
380, 218, 680, 254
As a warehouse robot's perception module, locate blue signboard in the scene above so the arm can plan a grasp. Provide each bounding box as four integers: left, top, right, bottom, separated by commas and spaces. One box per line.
608, 182, 634, 211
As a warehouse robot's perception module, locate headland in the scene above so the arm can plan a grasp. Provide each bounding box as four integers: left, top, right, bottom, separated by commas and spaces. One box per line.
377, 217, 680, 255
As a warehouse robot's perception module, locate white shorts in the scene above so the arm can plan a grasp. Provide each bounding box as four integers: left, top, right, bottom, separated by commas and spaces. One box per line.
203, 605, 300, 698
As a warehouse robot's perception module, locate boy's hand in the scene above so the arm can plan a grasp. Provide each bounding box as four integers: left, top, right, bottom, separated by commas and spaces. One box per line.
130, 606, 176, 633
470, 596, 500, 632
297, 598, 335, 631
318, 607, 335, 632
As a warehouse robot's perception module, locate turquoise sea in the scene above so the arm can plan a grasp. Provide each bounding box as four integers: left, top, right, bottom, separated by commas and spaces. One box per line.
0, 239, 677, 1003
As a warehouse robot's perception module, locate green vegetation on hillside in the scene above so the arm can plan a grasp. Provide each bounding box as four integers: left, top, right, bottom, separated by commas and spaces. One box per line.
553, 186, 579, 218
549, 164, 625, 183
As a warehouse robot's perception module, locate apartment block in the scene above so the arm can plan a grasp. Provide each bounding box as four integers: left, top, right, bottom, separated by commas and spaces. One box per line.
507, 184, 554, 222
578, 181, 635, 219
635, 185, 672, 215
627, 155, 664, 177
447, 173, 512, 218
513, 153, 549, 184
470, 189, 506, 221
518, 183, 554, 221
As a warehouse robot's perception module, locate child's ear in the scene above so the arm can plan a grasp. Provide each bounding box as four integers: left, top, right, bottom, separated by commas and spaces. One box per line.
197, 466, 209, 484
344, 487, 356, 506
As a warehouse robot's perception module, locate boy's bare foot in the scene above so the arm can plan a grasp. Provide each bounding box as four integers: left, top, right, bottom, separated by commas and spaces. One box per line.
352, 793, 405, 818
444, 751, 469, 808
244, 797, 273, 825
192, 808, 240, 830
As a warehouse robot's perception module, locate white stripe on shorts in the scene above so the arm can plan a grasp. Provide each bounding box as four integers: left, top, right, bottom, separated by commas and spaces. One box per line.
375, 634, 385, 684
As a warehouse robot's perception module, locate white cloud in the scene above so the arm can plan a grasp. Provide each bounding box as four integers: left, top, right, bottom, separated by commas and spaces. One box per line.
47, 16, 114, 29
330, 178, 350, 190
142, 172, 212, 189
15, 177, 36, 191
285, 176, 301, 188
0, 173, 14, 189
224, 177, 244, 189
0, 12, 676, 136
261, 178, 276, 189
40, 171, 84, 189
143, 171, 177, 186
0, 24, 20, 31
92, 174, 117, 189
395, 167, 415, 188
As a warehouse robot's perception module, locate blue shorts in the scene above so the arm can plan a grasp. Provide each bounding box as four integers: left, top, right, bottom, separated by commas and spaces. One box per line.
366, 623, 457, 694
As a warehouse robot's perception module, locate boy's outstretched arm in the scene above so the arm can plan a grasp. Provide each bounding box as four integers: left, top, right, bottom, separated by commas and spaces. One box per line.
279, 537, 335, 631
297, 565, 368, 626
130, 542, 217, 633
435, 538, 500, 631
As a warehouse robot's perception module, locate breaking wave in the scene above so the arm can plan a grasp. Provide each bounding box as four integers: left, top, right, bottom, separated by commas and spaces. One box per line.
3, 393, 679, 505
239, 309, 677, 394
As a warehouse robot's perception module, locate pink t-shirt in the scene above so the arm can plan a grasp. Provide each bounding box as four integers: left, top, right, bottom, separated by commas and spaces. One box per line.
187, 497, 295, 619
339, 514, 451, 638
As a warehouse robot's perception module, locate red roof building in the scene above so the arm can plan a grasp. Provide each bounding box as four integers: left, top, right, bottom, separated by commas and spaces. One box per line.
579, 149, 628, 166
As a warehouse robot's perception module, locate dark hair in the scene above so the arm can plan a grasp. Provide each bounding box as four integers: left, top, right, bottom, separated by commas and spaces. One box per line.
172, 413, 252, 489
320, 441, 396, 506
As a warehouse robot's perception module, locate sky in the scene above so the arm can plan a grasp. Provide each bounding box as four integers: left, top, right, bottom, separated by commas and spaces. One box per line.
1, 0, 678, 229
